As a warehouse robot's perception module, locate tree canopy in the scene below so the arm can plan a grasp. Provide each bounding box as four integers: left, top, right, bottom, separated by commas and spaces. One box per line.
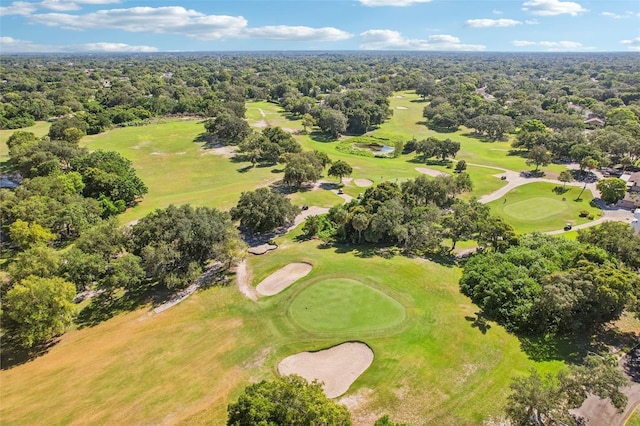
227, 375, 352, 426
231, 187, 299, 233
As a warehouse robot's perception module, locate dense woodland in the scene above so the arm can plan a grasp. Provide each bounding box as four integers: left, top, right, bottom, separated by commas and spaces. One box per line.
1, 52, 640, 424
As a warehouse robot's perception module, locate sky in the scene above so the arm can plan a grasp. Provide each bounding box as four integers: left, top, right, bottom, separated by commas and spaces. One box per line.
0, 0, 639, 53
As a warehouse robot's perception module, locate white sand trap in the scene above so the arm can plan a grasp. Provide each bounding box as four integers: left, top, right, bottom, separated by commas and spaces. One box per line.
256, 263, 312, 296
396, 106, 408, 110
354, 178, 373, 187
278, 342, 374, 398
415, 167, 448, 177
254, 120, 268, 128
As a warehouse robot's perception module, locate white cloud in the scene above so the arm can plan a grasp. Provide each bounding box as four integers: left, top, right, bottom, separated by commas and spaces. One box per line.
522, 0, 587, 16
601, 11, 636, 19
0, 0, 119, 15
26, 6, 351, 42
512, 39, 589, 50
81, 42, 158, 52
360, 29, 485, 51
244, 26, 351, 41
466, 19, 522, 28
29, 6, 248, 39
0, 1, 37, 16
621, 37, 640, 51
359, 0, 432, 6
0, 36, 157, 52
525, 19, 539, 24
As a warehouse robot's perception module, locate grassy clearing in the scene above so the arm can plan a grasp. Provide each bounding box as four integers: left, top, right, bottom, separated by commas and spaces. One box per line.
81, 119, 282, 223
487, 182, 602, 234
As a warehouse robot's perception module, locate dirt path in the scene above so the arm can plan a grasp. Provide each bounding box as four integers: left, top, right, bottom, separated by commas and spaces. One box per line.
235, 260, 258, 301
258, 108, 266, 117
151, 264, 222, 315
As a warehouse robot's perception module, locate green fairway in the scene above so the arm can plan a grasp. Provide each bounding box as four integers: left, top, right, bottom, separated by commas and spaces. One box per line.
487, 182, 602, 234
0, 121, 51, 167
81, 119, 283, 223
288, 279, 406, 335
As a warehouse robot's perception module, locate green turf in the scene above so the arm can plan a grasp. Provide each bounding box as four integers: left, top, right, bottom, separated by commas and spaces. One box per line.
627, 409, 640, 426
288, 279, 406, 335
0, 122, 51, 168
81, 119, 283, 223
487, 182, 602, 234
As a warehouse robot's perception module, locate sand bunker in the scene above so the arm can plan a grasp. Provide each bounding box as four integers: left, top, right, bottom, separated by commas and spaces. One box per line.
396, 106, 408, 110
278, 342, 374, 398
248, 243, 278, 255
256, 263, 312, 296
354, 179, 373, 187
415, 167, 448, 177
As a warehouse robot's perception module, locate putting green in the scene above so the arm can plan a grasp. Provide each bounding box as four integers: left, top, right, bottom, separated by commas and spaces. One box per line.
502, 197, 568, 221
289, 279, 406, 334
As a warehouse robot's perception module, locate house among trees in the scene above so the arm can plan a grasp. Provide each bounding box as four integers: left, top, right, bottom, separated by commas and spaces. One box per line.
583, 117, 605, 128
617, 172, 640, 209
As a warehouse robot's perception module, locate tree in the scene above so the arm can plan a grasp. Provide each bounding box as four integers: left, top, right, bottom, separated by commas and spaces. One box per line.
72, 150, 148, 208
301, 113, 314, 133
351, 212, 370, 243
129, 204, 239, 289
328, 160, 353, 184
231, 188, 299, 233
8, 219, 56, 249
558, 170, 573, 190
227, 375, 352, 426
204, 112, 251, 145
526, 145, 552, 172
61, 248, 107, 291
505, 356, 627, 425
99, 253, 145, 293
415, 137, 438, 161
318, 109, 347, 139
5, 276, 77, 348
577, 221, 640, 270
455, 160, 467, 173
596, 178, 627, 204
513, 119, 550, 151
374, 415, 409, 426
7, 244, 61, 283
283, 151, 324, 187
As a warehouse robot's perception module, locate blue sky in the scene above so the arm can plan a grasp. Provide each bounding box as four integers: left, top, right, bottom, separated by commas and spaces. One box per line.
1, 0, 639, 53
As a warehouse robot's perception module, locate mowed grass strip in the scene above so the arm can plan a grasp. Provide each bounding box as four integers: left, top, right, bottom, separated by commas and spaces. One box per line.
487, 182, 601, 234
288, 279, 406, 335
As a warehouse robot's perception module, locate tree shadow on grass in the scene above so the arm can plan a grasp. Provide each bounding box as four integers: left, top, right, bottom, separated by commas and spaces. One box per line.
0, 337, 60, 370
309, 131, 338, 143
465, 312, 492, 334
517, 332, 593, 364
75, 285, 154, 329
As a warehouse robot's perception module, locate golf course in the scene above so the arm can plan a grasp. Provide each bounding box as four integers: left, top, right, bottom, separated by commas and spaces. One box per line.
1, 90, 637, 426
